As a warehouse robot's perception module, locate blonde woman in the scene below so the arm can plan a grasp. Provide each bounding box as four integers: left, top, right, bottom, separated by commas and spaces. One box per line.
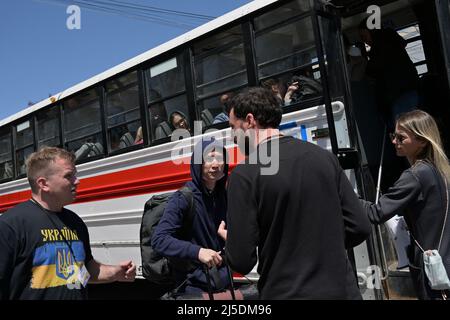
361, 110, 450, 299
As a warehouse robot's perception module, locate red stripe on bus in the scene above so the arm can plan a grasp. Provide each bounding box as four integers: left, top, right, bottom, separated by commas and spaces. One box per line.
0, 147, 244, 212
0, 189, 33, 212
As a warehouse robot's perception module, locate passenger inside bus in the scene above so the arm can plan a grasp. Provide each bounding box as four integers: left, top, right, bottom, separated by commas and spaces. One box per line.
149, 98, 170, 140
1, 161, 13, 180
150, 104, 167, 129
169, 111, 190, 132
358, 17, 419, 129
261, 74, 322, 107
343, 34, 384, 180
284, 74, 323, 105
346, 43, 368, 82
357, 18, 421, 191
213, 92, 233, 124
261, 78, 285, 106
149, 89, 172, 140
152, 110, 191, 140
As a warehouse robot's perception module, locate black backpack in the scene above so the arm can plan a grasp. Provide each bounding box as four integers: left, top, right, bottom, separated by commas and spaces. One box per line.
139, 186, 196, 287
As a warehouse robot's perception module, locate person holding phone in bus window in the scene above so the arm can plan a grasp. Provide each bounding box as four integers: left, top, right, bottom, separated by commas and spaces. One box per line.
284, 74, 323, 106
0, 147, 136, 300
283, 80, 300, 105
360, 110, 450, 300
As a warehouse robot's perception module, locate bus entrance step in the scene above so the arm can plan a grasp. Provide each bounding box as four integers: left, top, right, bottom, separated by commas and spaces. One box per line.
385, 269, 417, 300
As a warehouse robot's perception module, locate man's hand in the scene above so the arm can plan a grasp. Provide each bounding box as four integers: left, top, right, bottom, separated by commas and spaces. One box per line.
218, 220, 227, 241
116, 260, 136, 282
87, 259, 136, 283
198, 248, 222, 268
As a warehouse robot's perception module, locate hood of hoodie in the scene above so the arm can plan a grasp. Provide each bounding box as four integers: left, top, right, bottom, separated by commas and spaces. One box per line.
188, 138, 228, 195
169, 110, 190, 131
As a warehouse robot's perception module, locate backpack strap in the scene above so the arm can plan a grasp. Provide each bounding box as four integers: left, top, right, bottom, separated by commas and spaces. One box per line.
203, 265, 215, 300
410, 162, 449, 253
177, 186, 235, 299
178, 186, 195, 239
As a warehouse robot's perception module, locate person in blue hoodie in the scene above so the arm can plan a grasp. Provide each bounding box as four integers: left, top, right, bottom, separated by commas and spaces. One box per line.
151, 138, 229, 297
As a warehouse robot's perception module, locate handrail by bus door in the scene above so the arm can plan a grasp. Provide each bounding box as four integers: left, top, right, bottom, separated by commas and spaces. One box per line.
310, 4, 338, 156
374, 126, 390, 283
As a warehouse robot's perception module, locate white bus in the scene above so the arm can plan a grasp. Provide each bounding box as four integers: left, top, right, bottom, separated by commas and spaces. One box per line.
1, 0, 449, 299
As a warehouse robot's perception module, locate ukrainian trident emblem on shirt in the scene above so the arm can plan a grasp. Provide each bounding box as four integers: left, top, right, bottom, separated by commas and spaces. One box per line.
56, 247, 75, 279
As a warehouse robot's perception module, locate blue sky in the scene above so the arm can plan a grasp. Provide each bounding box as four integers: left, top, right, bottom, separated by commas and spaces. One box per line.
0, 0, 252, 121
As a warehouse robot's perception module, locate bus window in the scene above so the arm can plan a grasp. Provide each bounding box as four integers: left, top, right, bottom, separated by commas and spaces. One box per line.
63, 89, 104, 163
15, 120, 34, 177
105, 71, 141, 152
253, 0, 311, 31
317, 16, 347, 104
197, 90, 237, 127
36, 107, 61, 149
148, 56, 185, 98
0, 130, 13, 181
150, 94, 190, 141
255, 13, 321, 107
193, 25, 247, 127
146, 55, 190, 142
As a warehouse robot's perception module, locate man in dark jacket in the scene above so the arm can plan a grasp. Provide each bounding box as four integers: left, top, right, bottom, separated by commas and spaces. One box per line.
152, 139, 229, 296
359, 20, 419, 128
223, 87, 371, 299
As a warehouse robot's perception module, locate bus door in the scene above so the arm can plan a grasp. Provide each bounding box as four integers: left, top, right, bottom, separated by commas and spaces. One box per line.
434, 0, 450, 154
312, 3, 383, 300
435, 0, 450, 90
326, 1, 419, 300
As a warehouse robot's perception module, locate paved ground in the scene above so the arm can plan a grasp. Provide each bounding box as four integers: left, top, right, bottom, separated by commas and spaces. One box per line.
88, 279, 169, 300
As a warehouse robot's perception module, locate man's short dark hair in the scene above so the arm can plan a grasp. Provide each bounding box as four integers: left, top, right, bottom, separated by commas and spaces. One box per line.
229, 87, 282, 129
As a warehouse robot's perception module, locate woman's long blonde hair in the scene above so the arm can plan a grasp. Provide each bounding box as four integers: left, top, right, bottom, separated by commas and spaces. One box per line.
397, 110, 450, 182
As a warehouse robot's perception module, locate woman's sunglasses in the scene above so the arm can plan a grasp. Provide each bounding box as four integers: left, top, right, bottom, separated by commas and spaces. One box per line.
389, 132, 406, 144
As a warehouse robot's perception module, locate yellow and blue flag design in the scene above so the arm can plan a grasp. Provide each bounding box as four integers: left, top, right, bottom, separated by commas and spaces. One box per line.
31, 241, 86, 289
